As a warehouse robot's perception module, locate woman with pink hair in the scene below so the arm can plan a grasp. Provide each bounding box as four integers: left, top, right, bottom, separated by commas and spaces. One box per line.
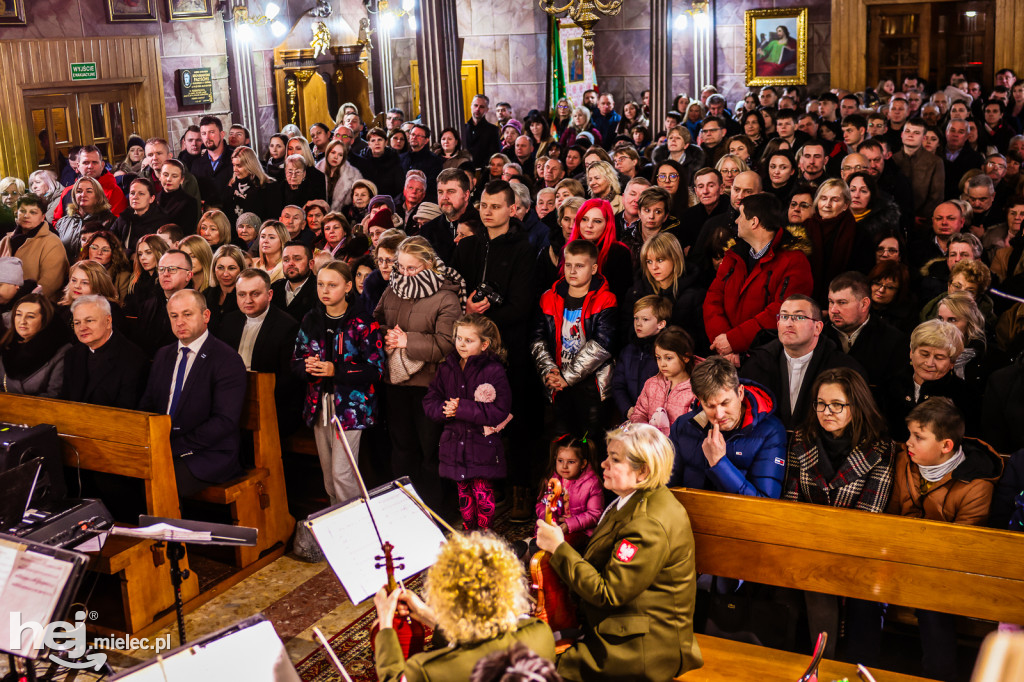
566, 197, 633, 301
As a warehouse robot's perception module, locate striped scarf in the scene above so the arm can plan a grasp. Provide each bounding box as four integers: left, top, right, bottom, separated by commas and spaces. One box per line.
388, 262, 467, 306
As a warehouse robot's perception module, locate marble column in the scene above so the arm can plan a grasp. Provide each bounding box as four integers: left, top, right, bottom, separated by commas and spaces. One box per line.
414, 0, 463, 133
369, 5, 395, 115
226, 0, 261, 148
650, 0, 672, 133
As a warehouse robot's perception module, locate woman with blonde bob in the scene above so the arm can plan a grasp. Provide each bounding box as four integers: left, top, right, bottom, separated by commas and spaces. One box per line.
255, 220, 289, 282
179, 234, 214, 293
373, 532, 555, 681
536, 422, 703, 680
624, 232, 705, 336
197, 209, 233, 250
585, 160, 624, 213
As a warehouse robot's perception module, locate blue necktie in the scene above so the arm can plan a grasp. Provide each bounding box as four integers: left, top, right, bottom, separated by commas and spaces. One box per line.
169, 347, 191, 417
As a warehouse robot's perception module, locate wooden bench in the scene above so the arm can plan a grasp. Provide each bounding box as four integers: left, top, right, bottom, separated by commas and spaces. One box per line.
189, 371, 295, 567
0, 394, 200, 636
672, 488, 1024, 681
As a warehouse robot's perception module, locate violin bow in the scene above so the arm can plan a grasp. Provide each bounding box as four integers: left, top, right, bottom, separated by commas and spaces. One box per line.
331, 415, 388, 556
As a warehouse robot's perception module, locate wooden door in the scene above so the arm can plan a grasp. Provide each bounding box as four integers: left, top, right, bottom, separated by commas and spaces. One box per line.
24, 93, 80, 174
868, 3, 931, 89
79, 88, 136, 166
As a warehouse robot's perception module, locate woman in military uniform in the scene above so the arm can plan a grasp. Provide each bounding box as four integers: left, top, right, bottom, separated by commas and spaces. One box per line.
536, 422, 704, 680
373, 532, 556, 682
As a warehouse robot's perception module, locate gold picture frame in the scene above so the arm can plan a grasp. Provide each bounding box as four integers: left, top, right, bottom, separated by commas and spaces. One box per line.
166, 0, 214, 21
745, 8, 808, 87
105, 0, 159, 23
0, 0, 27, 26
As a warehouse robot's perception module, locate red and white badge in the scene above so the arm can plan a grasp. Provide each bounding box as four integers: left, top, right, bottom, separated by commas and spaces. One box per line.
615, 539, 638, 563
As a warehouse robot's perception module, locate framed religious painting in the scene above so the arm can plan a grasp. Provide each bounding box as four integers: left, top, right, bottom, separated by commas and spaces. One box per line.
0, 0, 27, 26
166, 0, 214, 20
106, 0, 159, 23
745, 8, 808, 87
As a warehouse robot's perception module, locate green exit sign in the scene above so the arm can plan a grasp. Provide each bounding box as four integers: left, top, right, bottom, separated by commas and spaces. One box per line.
70, 62, 97, 81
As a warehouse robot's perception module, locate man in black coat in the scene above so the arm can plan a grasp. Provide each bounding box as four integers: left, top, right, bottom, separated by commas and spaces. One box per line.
942, 119, 985, 198
271, 242, 318, 322
401, 123, 444, 196
132, 250, 194, 358
190, 115, 236, 210
218, 269, 301, 435
62, 295, 148, 409
139, 289, 247, 495
420, 169, 480, 262
740, 295, 864, 428
463, 95, 500, 169
822, 272, 909, 397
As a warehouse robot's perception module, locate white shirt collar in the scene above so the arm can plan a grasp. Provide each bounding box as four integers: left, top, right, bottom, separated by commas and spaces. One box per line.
244, 306, 271, 326
177, 329, 209, 354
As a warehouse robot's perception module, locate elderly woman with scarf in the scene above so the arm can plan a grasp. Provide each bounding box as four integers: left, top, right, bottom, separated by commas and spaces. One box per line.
373, 236, 464, 514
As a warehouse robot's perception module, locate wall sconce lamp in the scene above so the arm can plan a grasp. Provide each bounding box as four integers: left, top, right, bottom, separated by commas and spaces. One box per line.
674, 0, 709, 31
368, 0, 418, 33
219, 2, 288, 40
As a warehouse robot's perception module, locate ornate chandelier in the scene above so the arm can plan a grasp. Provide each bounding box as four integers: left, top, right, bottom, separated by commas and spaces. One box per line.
539, 0, 623, 62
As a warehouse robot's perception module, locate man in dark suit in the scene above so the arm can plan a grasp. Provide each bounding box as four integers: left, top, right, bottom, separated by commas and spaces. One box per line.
822, 272, 909, 399
139, 289, 247, 496
62, 295, 148, 409
270, 242, 318, 321
463, 94, 500, 169
740, 294, 864, 428
218, 269, 301, 433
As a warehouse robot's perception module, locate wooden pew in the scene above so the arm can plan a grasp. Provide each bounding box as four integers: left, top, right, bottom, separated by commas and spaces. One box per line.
189, 371, 295, 567
672, 488, 1024, 681
0, 394, 199, 635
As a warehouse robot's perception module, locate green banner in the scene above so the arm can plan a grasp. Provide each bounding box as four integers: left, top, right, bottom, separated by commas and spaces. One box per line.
550, 17, 566, 123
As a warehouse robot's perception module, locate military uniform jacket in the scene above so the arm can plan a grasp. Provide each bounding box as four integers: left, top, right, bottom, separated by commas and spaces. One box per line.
551, 485, 703, 681
374, 617, 555, 682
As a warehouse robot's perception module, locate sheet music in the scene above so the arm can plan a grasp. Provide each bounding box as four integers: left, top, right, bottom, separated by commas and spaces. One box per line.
0, 539, 18, 589
308, 483, 446, 604
0, 550, 74, 655
111, 620, 299, 682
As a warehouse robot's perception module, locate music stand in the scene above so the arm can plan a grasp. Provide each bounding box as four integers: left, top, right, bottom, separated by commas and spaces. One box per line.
0, 532, 88, 682
131, 516, 257, 646
109, 614, 299, 681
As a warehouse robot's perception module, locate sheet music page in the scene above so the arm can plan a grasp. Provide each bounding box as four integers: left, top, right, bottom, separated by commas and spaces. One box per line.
308, 483, 446, 604
111, 620, 300, 682
0, 539, 19, 590
0, 551, 74, 655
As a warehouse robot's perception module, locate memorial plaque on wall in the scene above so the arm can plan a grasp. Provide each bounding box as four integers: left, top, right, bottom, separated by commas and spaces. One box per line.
178, 68, 214, 106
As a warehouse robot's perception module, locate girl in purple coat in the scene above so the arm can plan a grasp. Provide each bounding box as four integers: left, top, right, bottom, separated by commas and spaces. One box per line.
534, 434, 604, 549
423, 314, 511, 530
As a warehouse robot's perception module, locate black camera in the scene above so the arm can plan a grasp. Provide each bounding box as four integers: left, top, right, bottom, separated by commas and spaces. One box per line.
472, 282, 504, 306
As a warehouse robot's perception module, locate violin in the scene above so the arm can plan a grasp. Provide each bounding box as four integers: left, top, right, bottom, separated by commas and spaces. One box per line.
369, 541, 427, 657
530, 478, 578, 640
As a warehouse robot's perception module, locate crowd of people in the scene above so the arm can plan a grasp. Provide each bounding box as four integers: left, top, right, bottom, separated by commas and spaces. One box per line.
2, 69, 1024, 681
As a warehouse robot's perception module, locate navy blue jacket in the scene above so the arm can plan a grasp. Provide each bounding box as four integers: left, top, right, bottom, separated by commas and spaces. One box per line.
611, 336, 657, 415
669, 380, 787, 498
139, 334, 247, 483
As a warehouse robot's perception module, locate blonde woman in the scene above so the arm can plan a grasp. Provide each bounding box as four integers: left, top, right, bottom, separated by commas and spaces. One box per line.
255, 220, 288, 282
229, 146, 282, 221
197, 209, 233, 250
27, 170, 63, 223
536, 423, 703, 680
561, 105, 601, 149
586, 160, 623, 213
715, 153, 749, 196
206, 244, 247, 329
316, 139, 364, 213
179, 234, 214, 293
58, 260, 122, 324
373, 532, 555, 681
53, 177, 115, 260
373, 236, 463, 512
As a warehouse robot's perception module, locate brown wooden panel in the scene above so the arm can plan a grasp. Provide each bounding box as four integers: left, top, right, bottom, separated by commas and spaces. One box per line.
0, 393, 158, 444
674, 489, 1024, 581
60, 438, 154, 479
692, 534, 1024, 624
678, 634, 929, 682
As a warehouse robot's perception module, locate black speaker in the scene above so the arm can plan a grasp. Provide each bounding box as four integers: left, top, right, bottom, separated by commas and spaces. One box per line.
0, 423, 65, 506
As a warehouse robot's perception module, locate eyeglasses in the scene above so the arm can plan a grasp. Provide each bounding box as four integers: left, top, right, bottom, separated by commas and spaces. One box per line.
157, 266, 188, 274
376, 257, 395, 266
285, 168, 305, 175
395, 264, 425, 275
657, 173, 679, 182
876, 246, 899, 255
776, 313, 818, 323
841, 164, 867, 173
814, 401, 849, 414
702, 127, 722, 133
986, 162, 1007, 170
89, 246, 112, 255
871, 281, 898, 292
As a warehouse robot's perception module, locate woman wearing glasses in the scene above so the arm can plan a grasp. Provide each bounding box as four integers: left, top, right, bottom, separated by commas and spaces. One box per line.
784, 367, 895, 664
654, 159, 690, 223
535, 423, 703, 681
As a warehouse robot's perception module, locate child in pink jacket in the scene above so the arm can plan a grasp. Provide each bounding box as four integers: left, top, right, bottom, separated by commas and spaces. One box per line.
534, 434, 604, 549
629, 327, 698, 435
